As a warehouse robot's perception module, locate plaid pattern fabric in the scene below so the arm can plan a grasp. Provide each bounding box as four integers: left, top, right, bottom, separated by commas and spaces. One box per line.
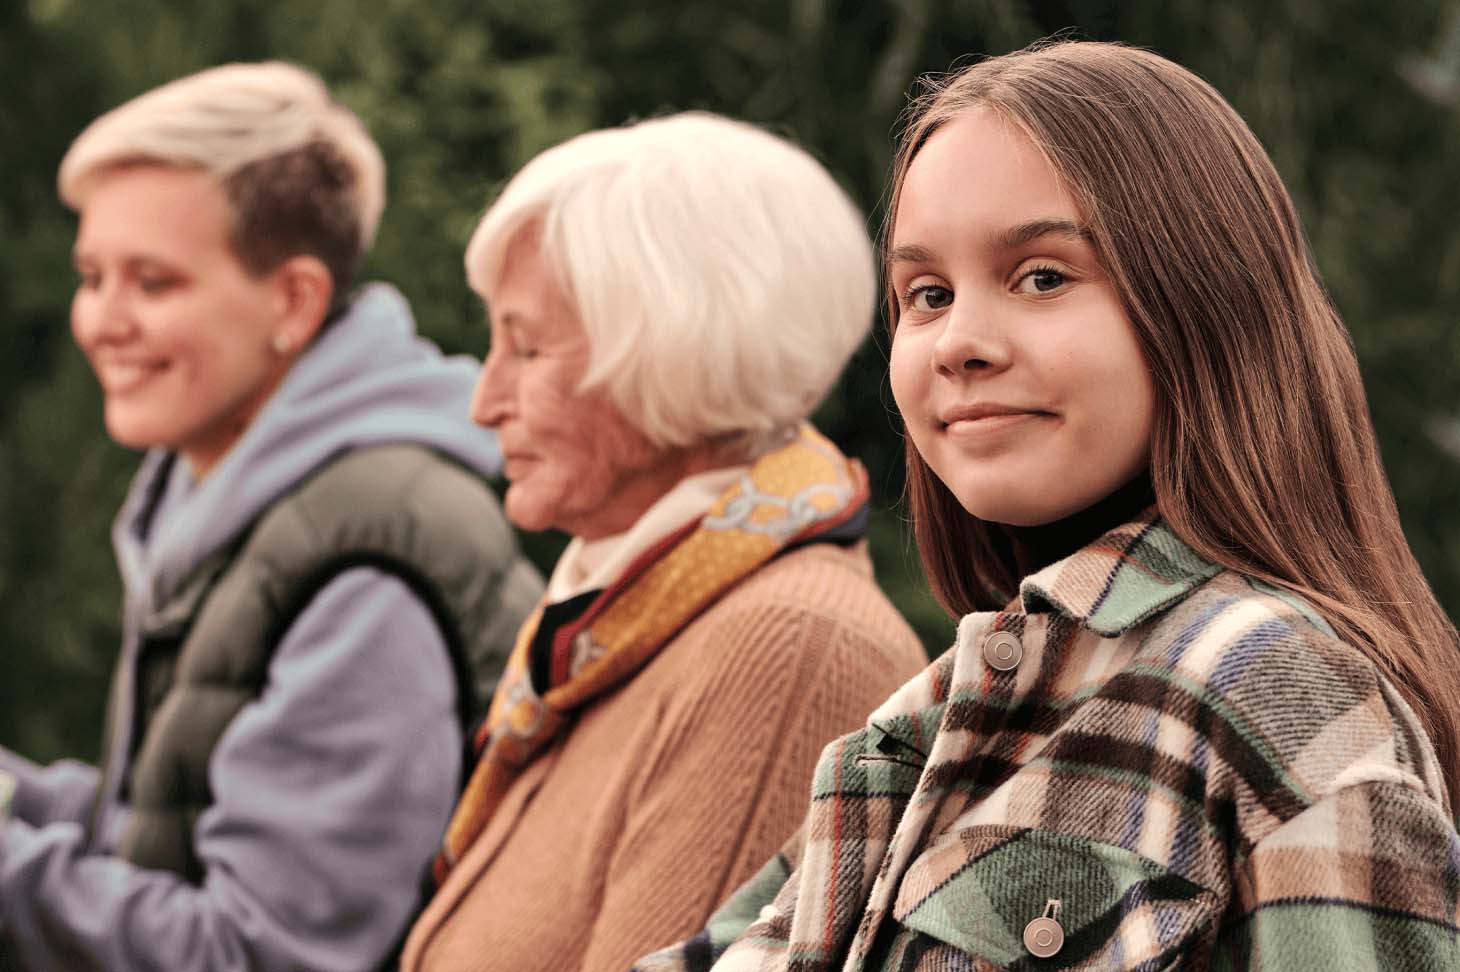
435, 423, 869, 884
634, 514, 1460, 971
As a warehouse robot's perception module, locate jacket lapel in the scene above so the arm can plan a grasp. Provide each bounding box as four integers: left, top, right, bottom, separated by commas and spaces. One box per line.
843, 612, 1044, 970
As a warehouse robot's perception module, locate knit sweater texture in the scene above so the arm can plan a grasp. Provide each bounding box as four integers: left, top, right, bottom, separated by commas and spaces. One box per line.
402, 541, 928, 972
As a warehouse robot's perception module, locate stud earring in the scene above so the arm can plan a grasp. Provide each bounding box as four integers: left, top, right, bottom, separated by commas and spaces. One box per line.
271, 335, 292, 355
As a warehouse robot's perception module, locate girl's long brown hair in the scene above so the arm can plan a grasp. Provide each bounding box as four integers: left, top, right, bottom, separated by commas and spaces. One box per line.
887, 40, 1460, 808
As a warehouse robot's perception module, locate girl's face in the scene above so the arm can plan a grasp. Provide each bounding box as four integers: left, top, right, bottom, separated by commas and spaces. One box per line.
889, 108, 1155, 527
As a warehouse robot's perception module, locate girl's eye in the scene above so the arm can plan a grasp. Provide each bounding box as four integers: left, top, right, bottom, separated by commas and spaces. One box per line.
1015, 266, 1067, 295
906, 284, 954, 313
76, 271, 101, 291
514, 346, 539, 361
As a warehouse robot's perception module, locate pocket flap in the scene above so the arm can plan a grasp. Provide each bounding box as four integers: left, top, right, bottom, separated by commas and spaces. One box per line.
894, 827, 1216, 969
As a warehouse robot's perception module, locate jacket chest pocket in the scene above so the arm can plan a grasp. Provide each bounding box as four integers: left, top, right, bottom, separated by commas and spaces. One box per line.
891, 827, 1218, 970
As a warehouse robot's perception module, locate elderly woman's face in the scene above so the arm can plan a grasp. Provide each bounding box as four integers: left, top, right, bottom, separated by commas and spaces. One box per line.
470, 232, 672, 540
70, 164, 295, 478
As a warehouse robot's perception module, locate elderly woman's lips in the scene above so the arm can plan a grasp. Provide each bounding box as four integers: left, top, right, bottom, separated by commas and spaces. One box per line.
502, 454, 537, 477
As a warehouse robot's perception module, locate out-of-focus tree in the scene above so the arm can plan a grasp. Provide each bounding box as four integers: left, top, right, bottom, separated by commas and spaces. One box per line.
2, 0, 1456, 765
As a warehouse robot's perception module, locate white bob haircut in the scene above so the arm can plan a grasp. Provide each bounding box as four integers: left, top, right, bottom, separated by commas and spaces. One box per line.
59, 61, 385, 288
466, 112, 877, 451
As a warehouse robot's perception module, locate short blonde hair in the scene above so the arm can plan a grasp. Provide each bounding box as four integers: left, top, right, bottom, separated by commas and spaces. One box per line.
59, 61, 385, 294
466, 112, 876, 451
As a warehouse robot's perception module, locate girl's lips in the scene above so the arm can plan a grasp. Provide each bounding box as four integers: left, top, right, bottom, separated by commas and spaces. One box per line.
943, 411, 1047, 437
938, 401, 1048, 425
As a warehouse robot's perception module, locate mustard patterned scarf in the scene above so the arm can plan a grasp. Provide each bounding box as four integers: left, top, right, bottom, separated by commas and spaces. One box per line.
433, 423, 869, 884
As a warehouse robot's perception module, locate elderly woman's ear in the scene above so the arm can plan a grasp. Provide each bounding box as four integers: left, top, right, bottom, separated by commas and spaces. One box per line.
269, 254, 334, 355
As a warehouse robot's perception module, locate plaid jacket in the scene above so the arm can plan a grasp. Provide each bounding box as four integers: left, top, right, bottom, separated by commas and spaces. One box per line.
634, 515, 1460, 971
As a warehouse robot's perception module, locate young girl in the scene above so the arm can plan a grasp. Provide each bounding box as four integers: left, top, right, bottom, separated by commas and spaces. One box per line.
635, 40, 1460, 971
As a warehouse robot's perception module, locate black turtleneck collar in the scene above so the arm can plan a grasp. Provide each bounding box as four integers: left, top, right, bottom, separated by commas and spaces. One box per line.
999, 471, 1156, 579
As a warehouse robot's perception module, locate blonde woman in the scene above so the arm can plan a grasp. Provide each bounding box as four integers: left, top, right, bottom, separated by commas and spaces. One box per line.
0, 63, 541, 970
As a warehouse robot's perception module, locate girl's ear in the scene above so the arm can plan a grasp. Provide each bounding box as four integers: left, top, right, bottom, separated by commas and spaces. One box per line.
270, 255, 334, 351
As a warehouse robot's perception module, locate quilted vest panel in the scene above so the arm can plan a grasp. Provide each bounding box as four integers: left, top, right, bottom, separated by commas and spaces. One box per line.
99, 444, 543, 882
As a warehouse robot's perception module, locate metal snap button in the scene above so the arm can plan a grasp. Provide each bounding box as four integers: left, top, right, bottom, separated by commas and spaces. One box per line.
1024, 899, 1064, 958
982, 631, 1023, 671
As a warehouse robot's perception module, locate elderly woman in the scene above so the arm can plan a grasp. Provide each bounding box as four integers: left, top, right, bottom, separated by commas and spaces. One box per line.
401, 114, 928, 972
0, 63, 541, 971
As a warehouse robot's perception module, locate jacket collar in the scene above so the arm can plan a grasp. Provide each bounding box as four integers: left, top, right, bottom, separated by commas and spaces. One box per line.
860, 513, 1219, 769
1018, 511, 1222, 637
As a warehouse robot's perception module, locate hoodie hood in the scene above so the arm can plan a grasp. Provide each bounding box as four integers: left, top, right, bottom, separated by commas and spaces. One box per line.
112, 283, 500, 615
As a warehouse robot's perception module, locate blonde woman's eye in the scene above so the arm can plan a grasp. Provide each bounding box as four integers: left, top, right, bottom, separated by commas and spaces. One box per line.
138, 276, 178, 295
906, 284, 953, 313
1016, 266, 1067, 294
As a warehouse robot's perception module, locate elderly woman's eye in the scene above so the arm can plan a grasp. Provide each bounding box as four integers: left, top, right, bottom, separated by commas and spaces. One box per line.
907, 284, 953, 313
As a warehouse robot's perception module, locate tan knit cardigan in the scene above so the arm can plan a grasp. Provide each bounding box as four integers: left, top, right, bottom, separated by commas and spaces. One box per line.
401, 542, 928, 972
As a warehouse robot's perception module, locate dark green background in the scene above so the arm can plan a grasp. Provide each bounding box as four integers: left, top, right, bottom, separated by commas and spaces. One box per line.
4, 0, 1458, 764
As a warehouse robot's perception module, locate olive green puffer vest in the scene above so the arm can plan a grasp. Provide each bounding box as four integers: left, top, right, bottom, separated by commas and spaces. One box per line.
92, 444, 543, 883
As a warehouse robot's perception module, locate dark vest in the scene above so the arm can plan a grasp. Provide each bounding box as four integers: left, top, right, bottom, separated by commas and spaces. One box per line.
92, 444, 543, 883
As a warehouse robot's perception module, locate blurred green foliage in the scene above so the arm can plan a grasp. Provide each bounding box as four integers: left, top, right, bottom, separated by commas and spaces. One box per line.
3, 0, 1458, 764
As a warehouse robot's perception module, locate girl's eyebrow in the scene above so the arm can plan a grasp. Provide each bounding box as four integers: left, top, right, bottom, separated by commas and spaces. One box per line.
887, 219, 1093, 268
887, 243, 935, 266
992, 218, 1093, 250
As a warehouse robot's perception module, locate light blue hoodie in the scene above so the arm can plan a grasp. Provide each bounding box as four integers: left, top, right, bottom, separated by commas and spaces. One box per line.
0, 284, 521, 971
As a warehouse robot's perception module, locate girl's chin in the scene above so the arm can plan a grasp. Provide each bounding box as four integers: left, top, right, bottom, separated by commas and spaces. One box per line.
952, 491, 1085, 527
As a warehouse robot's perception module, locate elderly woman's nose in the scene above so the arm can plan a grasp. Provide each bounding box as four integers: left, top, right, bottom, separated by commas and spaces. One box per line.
470, 356, 512, 427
